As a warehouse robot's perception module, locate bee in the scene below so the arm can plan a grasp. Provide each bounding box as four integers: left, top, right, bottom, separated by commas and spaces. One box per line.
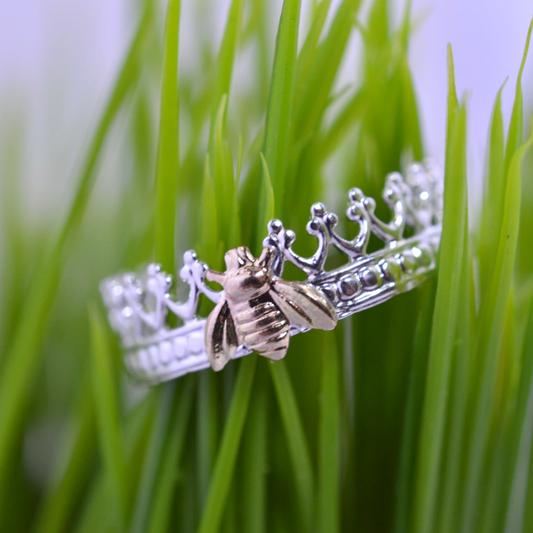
205, 246, 338, 371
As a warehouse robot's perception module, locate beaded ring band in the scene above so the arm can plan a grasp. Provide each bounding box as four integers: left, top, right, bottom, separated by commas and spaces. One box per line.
101, 161, 443, 384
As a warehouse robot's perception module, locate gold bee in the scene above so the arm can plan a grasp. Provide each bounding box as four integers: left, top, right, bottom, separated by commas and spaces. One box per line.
205, 246, 338, 371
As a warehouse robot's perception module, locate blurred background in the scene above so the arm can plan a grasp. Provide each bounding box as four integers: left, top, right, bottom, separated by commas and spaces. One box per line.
1, 0, 532, 212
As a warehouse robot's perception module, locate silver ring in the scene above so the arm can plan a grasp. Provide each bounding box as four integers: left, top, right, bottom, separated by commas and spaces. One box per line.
101, 161, 443, 384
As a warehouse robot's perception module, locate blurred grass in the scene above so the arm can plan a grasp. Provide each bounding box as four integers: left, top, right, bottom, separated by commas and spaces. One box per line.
1, 1, 533, 532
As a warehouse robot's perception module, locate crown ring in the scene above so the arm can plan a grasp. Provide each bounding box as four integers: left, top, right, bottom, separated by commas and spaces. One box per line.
100, 161, 443, 384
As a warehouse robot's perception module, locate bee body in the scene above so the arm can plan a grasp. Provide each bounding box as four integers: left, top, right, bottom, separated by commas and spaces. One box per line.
230, 295, 290, 360
205, 246, 338, 371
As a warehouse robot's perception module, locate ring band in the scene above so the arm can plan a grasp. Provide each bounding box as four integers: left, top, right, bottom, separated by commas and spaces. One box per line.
101, 161, 443, 384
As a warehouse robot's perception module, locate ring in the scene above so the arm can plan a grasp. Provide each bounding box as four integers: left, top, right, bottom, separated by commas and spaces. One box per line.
101, 161, 443, 384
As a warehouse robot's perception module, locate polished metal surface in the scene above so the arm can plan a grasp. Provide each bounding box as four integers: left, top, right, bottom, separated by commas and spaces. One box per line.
205, 246, 337, 371
101, 161, 443, 384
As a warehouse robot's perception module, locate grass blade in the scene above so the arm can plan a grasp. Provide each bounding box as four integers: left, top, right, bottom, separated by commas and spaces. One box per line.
0, 6, 152, 515
413, 48, 468, 532
460, 117, 533, 533
209, 0, 244, 130
317, 334, 340, 533
155, 0, 181, 271
129, 384, 176, 533
295, 0, 361, 139
241, 379, 268, 533
503, 19, 532, 174
263, 0, 302, 205
197, 356, 257, 533
256, 154, 275, 248
478, 81, 507, 297
270, 361, 315, 532
436, 224, 474, 533
393, 282, 435, 533
89, 306, 127, 530
32, 383, 97, 533
146, 380, 194, 533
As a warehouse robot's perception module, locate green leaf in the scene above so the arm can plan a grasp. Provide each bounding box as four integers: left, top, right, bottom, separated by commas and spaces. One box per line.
393, 282, 435, 533
478, 80, 507, 298
198, 154, 220, 267
241, 379, 268, 533
197, 357, 257, 533
436, 222, 474, 533
209, 0, 244, 131
129, 384, 176, 533
460, 116, 533, 533
319, 89, 364, 161
256, 154, 275, 249
503, 18, 532, 174
211, 95, 240, 249
413, 49, 468, 533
154, 0, 181, 272
146, 380, 193, 533
317, 334, 340, 533
270, 361, 315, 532
89, 306, 127, 530
32, 382, 97, 533
263, 0, 302, 206
294, 0, 332, 103
0, 5, 152, 514
295, 0, 362, 139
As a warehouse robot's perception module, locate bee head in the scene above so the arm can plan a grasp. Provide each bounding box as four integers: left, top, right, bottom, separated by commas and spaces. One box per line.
207, 246, 278, 301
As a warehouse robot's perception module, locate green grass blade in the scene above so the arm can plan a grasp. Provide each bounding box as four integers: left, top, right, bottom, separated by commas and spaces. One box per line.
503, 305, 533, 532
76, 396, 155, 533
478, 81, 506, 298
295, 0, 332, 94
413, 46, 467, 532
269, 361, 315, 532
256, 154, 275, 248
146, 381, 194, 533
199, 154, 220, 266
398, 56, 424, 160
393, 282, 435, 533
89, 306, 127, 530
263, 0, 302, 206
196, 371, 219, 509
209, 0, 244, 129
317, 334, 340, 533
460, 117, 533, 533
503, 19, 532, 174
241, 380, 268, 533
197, 356, 257, 533
154, 0, 181, 271
319, 89, 364, 161
211, 95, 239, 248
445, 45, 459, 158
129, 384, 176, 533
32, 383, 97, 533
295, 0, 362, 139
436, 224, 474, 533
516, 304, 533, 533
0, 6, 151, 514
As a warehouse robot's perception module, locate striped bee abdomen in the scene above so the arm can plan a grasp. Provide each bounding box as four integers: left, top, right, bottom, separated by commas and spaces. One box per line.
231, 294, 290, 361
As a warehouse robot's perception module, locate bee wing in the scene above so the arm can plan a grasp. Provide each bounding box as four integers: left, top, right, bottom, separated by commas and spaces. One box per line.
205, 300, 238, 371
270, 280, 337, 331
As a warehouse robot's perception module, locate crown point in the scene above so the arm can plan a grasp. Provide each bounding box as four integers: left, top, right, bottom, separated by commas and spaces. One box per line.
311, 202, 326, 217
268, 219, 283, 234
